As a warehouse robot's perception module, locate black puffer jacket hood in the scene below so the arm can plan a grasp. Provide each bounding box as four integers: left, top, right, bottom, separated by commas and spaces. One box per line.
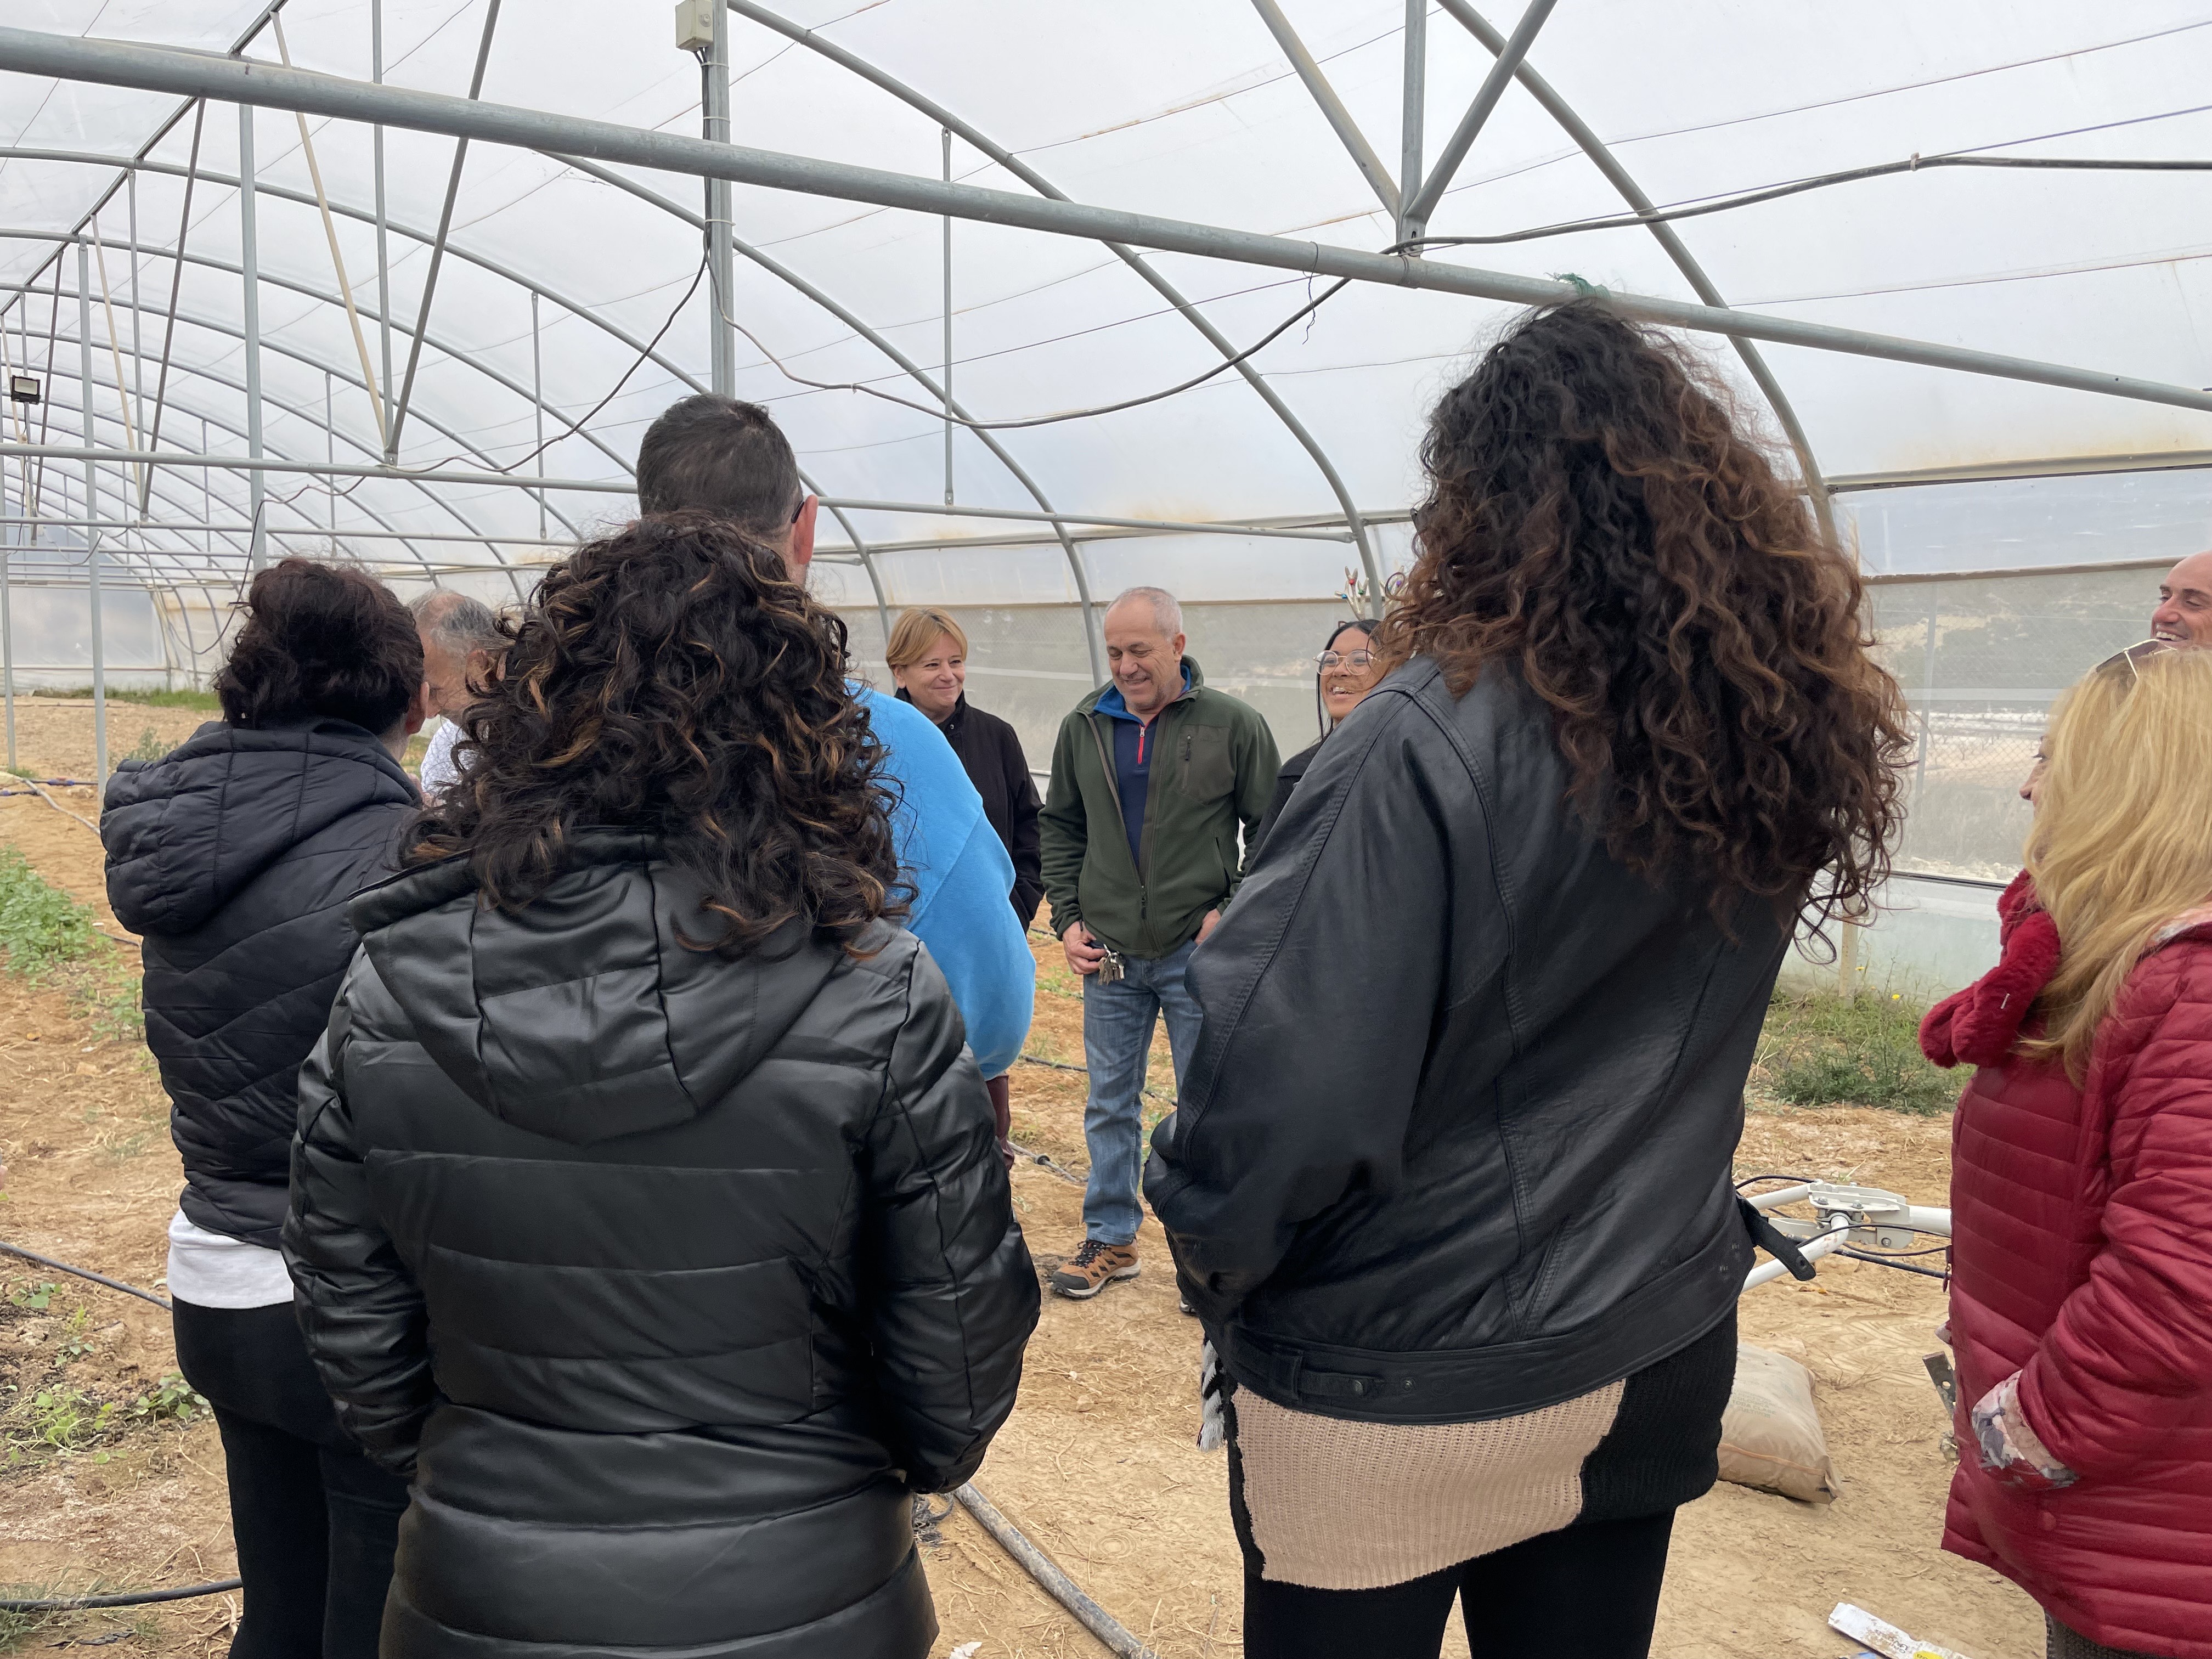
287, 831, 1039, 1659
103, 719, 417, 1248
351, 834, 842, 1147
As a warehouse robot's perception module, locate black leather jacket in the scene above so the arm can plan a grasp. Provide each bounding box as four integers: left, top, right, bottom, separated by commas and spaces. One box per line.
285, 832, 1037, 1658
1147, 658, 1781, 1425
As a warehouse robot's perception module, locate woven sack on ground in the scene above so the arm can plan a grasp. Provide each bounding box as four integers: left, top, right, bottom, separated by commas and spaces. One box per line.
1718, 1341, 1838, 1503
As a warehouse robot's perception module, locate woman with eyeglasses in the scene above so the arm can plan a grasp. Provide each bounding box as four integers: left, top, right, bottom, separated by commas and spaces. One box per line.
1251, 619, 1381, 853
1920, 641, 2212, 1659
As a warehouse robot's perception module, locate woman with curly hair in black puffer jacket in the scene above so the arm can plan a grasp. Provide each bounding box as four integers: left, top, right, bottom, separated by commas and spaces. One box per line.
283, 512, 1039, 1658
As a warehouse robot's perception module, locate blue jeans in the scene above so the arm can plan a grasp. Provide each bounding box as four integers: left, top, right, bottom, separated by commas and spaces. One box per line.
1082, 940, 1203, 1246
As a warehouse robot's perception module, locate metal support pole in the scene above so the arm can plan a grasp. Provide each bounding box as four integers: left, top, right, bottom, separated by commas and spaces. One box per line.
1401, 0, 1555, 240
1, 550, 13, 772
19, 27, 2212, 423
941, 128, 952, 506
126, 167, 143, 533
1910, 599, 1938, 822
373, 0, 393, 449
239, 101, 266, 571
325, 370, 336, 537
704, 0, 736, 396
1246, 0, 1400, 218
390, 0, 504, 460
531, 291, 546, 538
1398, 0, 1425, 250
77, 240, 106, 787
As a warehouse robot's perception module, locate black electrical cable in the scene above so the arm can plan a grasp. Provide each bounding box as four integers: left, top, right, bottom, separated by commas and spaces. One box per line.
1387, 150, 2212, 255
0, 1581, 242, 1613
1841, 1239, 1955, 1259
1005, 1137, 1085, 1188
1838, 1247, 1950, 1282
1734, 1172, 1822, 1190
0, 1240, 171, 1311
719, 277, 1353, 430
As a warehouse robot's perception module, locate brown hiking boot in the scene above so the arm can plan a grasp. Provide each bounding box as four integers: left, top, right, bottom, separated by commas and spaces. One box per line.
1048, 1239, 1140, 1300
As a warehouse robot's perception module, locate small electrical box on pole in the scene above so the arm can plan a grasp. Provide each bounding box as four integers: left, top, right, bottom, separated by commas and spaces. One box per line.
673, 0, 715, 52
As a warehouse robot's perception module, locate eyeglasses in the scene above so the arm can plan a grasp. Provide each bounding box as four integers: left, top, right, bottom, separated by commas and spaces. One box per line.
1318, 650, 1375, 670
2095, 639, 2176, 682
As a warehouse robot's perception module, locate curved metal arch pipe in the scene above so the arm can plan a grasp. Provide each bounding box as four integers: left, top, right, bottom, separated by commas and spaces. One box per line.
0, 147, 663, 495
30, 354, 484, 587
20, 380, 452, 600
554, 155, 1098, 680
724, 0, 1385, 623
33, 348, 493, 574
2, 466, 255, 589
1432, 0, 1836, 543
0, 211, 605, 527
15, 145, 1004, 658
5, 271, 579, 562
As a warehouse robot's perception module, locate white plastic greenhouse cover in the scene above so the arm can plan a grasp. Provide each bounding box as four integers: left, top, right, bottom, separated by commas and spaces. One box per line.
5, 0, 2212, 579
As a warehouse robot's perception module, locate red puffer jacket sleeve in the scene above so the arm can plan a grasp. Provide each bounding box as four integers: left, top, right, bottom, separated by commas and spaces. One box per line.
2016, 938, 2212, 1481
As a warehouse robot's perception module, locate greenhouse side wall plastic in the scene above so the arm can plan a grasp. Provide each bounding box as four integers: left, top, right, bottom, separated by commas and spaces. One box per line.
4, 549, 2183, 1002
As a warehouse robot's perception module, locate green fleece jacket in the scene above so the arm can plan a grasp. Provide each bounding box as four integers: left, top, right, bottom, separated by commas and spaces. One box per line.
1039, 657, 1280, 961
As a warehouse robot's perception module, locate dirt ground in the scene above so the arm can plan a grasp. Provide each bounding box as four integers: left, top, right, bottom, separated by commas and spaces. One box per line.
0, 794, 2044, 1658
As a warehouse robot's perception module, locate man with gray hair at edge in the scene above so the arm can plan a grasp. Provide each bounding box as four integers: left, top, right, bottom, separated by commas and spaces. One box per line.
2150, 545, 2212, 646
1039, 586, 1279, 1301
409, 590, 504, 799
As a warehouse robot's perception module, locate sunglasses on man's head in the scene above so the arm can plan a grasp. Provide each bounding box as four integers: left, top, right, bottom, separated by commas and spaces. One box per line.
2095, 639, 2177, 682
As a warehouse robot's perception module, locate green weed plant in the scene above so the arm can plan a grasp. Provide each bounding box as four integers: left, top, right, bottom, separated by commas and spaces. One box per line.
1757, 986, 1961, 1116
29, 686, 216, 710
0, 848, 97, 975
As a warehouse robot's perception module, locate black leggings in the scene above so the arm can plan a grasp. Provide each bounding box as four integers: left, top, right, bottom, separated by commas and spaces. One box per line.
1243, 1510, 1677, 1659
172, 1299, 411, 1659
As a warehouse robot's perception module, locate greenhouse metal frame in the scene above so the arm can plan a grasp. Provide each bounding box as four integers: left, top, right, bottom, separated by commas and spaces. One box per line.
0, 4, 2207, 982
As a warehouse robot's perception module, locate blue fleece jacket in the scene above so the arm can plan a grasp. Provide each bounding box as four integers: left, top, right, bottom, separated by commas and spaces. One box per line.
857, 685, 1034, 1079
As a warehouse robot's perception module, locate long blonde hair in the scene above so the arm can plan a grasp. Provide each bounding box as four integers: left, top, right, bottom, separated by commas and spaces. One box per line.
2023, 647, 2212, 1075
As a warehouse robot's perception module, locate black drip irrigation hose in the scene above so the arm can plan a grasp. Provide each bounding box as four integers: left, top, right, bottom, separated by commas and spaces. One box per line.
953, 1483, 1159, 1659
1006, 1136, 1086, 1188
0, 1581, 242, 1613
0, 1240, 172, 1311
0, 1249, 231, 1613
0, 1137, 1138, 1644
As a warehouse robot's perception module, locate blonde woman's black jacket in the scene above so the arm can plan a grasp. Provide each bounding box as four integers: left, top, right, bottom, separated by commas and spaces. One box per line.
284, 831, 1039, 1659
1146, 658, 1784, 1425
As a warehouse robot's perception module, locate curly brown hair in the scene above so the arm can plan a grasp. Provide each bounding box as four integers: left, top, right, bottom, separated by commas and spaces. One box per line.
409, 511, 904, 956
1375, 302, 1909, 924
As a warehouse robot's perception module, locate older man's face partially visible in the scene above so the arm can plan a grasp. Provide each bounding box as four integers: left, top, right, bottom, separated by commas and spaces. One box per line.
2152, 549, 2212, 647
420, 635, 472, 721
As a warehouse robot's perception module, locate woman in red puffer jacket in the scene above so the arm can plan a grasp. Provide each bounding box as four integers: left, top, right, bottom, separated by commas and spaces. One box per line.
1921, 644, 2212, 1659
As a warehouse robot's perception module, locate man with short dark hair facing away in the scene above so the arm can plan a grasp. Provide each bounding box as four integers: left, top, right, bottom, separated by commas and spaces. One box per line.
633, 394, 1034, 1086
1039, 587, 1278, 1300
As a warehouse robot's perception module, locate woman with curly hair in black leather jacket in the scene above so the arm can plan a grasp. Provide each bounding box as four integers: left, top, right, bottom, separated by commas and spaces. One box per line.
284, 511, 1039, 1658
1147, 302, 1911, 1659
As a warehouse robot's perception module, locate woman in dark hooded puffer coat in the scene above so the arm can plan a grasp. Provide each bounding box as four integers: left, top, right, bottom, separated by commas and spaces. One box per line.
103, 557, 428, 1659
284, 511, 1039, 1659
